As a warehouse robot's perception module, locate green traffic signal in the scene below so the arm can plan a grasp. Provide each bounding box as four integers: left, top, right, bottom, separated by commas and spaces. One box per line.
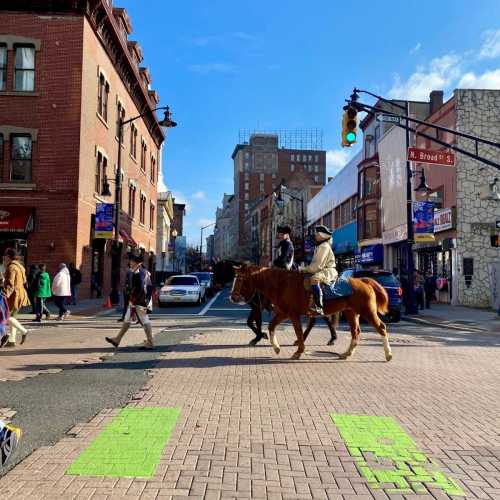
346, 131, 356, 143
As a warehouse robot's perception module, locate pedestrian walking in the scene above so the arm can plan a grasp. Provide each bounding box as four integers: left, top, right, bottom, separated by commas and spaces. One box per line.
414, 270, 425, 311
68, 263, 82, 306
51, 263, 71, 320
105, 253, 154, 350
1, 249, 31, 347
118, 265, 133, 322
34, 264, 52, 322
26, 264, 40, 314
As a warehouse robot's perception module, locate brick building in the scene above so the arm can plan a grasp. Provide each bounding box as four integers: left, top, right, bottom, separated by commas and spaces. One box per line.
231, 133, 326, 259
0, 1, 166, 299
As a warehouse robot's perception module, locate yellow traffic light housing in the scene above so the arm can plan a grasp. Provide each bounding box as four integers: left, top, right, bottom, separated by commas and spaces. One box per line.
341, 106, 357, 147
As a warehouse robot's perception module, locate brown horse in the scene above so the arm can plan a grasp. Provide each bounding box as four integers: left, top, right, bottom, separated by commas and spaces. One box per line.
231, 265, 393, 362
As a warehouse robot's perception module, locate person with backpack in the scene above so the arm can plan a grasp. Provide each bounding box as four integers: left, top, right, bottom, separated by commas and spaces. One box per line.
34, 264, 52, 322
105, 253, 154, 350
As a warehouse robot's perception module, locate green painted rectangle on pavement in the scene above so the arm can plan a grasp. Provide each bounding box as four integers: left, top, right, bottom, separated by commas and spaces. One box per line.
330, 413, 465, 496
66, 407, 180, 477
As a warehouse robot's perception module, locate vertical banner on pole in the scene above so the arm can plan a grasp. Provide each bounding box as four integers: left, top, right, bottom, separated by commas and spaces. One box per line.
413, 201, 435, 243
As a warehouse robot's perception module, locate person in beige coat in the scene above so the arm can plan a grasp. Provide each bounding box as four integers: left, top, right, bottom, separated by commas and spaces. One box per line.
1, 248, 31, 347
299, 225, 337, 315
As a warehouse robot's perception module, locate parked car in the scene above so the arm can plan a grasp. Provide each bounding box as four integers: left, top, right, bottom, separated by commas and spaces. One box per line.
190, 272, 214, 297
158, 275, 205, 307
340, 269, 403, 322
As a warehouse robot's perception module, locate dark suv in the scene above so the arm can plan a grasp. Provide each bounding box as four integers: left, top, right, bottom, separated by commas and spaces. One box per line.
340, 269, 403, 322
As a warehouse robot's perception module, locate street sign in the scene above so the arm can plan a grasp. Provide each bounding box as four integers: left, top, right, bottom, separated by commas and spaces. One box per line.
376, 114, 401, 124
496, 220, 500, 230
407, 147, 455, 166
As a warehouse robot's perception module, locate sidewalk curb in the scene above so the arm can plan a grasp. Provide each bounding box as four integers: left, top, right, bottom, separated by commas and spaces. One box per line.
402, 315, 489, 333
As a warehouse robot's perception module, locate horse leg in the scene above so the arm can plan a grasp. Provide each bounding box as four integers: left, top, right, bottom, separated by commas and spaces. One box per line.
291, 316, 305, 360
324, 313, 338, 346
339, 310, 360, 360
268, 312, 286, 355
364, 308, 393, 362
294, 316, 316, 346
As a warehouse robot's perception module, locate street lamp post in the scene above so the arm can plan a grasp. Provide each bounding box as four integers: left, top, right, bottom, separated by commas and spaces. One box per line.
110, 106, 177, 304
171, 228, 178, 273
199, 222, 216, 271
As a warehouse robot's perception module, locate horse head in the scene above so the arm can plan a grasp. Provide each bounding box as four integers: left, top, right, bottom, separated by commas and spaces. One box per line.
230, 263, 256, 304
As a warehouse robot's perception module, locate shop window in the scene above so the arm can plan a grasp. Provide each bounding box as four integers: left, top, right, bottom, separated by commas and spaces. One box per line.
97, 73, 109, 120
10, 134, 32, 182
14, 45, 35, 91
0, 45, 6, 91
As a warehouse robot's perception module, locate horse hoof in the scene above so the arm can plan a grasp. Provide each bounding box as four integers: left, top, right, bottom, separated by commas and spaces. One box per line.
339, 353, 349, 360
291, 351, 302, 360
385, 353, 393, 362
273, 346, 280, 355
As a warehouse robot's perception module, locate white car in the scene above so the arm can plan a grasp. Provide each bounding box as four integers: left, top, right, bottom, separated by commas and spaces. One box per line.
159, 275, 205, 306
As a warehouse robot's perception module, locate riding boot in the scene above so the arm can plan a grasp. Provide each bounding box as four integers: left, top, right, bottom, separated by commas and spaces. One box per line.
310, 284, 324, 315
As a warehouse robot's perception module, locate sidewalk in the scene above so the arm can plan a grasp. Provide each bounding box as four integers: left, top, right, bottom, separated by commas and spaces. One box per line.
1, 326, 499, 498
402, 302, 500, 333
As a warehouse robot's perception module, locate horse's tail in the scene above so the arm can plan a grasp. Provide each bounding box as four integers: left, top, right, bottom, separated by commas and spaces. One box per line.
360, 278, 389, 315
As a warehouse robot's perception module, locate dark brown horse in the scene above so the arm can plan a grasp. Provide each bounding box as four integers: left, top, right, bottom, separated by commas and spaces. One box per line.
231, 265, 392, 361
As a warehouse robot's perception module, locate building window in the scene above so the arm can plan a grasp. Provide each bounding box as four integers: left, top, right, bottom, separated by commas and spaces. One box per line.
130, 124, 137, 158
244, 202, 249, 210
291, 154, 295, 161
14, 45, 35, 91
314, 165, 319, 172
116, 102, 125, 139
244, 193, 249, 200
128, 184, 136, 218
244, 182, 249, 191
140, 139, 147, 171
260, 182, 264, 192
308, 154, 312, 162
0, 45, 6, 91
314, 175, 319, 183
140, 193, 146, 224
290, 164, 295, 172
259, 173, 264, 181
315, 154, 319, 162
272, 173, 276, 179
95, 152, 104, 193
97, 73, 109, 120
244, 172, 249, 180
245, 152, 249, 159
149, 203, 155, 230
150, 156, 156, 183
10, 135, 32, 182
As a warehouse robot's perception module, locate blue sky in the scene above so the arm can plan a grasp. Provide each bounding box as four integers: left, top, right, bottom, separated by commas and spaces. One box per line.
119, 0, 500, 247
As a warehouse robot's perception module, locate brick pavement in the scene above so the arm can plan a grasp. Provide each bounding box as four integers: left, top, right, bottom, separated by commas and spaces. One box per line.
1, 325, 500, 499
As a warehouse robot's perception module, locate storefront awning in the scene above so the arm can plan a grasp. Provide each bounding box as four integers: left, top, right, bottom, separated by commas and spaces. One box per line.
119, 228, 137, 247
0, 207, 34, 233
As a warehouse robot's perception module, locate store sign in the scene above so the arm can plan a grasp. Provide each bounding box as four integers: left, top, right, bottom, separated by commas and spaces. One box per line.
413, 201, 435, 242
434, 208, 453, 233
407, 147, 455, 166
95, 203, 114, 239
0, 207, 34, 233
355, 244, 384, 265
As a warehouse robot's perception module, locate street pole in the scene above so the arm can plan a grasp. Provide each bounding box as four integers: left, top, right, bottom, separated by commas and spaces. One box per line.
110, 118, 123, 304
200, 227, 203, 271
405, 100, 418, 315
300, 196, 305, 263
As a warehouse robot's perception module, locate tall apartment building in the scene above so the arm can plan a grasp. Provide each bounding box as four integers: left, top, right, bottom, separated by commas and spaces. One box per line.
0, 1, 166, 298
231, 133, 326, 258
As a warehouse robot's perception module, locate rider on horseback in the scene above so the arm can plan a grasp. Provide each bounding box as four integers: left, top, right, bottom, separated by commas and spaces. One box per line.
299, 225, 337, 315
273, 225, 294, 270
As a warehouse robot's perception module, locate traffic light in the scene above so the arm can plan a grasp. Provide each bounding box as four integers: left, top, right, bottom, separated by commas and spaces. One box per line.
341, 106, 357, 147
491, 234, 500, 247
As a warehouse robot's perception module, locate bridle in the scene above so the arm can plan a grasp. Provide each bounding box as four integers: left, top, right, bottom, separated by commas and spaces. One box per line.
232, 271, 258, 305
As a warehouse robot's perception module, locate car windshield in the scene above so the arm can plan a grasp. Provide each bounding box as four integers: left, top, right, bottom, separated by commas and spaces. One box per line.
192, 273, 211, 281
354, 272, 399, 287
167, 277, 198, 286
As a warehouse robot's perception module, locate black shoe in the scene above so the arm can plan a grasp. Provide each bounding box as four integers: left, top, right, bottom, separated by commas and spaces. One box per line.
0, 335, 9, 348
117, 318, 124, 322
105, 337, 119, 348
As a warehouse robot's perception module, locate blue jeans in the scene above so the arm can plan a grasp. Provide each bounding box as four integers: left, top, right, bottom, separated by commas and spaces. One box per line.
71, 286, 78, 305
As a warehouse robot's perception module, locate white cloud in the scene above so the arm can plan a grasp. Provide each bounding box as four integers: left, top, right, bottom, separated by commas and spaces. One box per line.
479, 30, 500, 59
192, 190, 206, 200
458, 69, 500, 89
157, 169, 167, 193
187, 63, 236, 74
409, 42, 421, 55
388, 54, 461, 100
326, 148, 353, 177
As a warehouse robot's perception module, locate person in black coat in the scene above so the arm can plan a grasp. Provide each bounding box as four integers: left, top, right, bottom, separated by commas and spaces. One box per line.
424, 273, 437, 309
273, 225, 294, 270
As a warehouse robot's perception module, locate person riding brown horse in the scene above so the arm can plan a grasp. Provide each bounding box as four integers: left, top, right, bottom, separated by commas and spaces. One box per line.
231, 264, 393, 362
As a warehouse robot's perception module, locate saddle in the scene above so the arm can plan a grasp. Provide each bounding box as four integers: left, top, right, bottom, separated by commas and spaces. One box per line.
321, 277, 353, 301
